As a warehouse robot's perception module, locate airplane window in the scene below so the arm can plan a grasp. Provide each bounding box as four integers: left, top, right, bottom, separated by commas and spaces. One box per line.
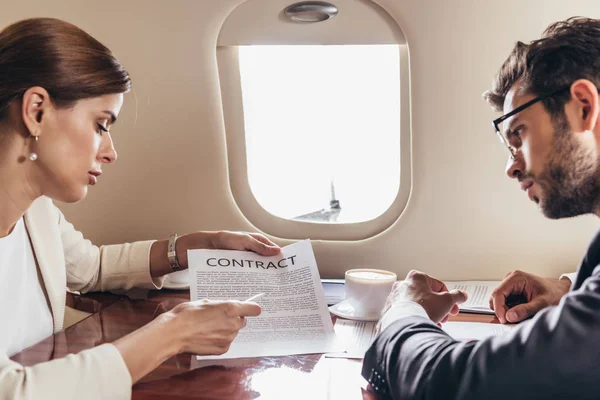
237, 44, 400, 223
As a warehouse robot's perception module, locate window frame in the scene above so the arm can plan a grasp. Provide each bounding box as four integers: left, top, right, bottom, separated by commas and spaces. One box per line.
217, 44, 412, 241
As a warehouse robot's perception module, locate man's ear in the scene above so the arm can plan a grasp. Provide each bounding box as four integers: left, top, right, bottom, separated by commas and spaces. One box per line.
21, 86, 51, 138
568, 79, 600, 132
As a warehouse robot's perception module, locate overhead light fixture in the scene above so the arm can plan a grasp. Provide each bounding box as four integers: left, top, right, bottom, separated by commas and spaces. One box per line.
284, 1, 339, 23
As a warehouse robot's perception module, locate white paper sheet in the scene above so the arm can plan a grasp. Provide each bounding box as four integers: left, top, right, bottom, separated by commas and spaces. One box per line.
326, 319, 377, 359
443, 281, 500, 315
188, 240, 341, 360
442, 321, 515, 340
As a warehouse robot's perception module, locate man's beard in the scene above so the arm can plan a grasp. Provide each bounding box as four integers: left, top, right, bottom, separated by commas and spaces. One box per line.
533, 119, 600, 219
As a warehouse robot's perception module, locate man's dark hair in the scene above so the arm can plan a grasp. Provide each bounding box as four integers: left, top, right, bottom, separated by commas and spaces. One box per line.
484, 17, 600, 117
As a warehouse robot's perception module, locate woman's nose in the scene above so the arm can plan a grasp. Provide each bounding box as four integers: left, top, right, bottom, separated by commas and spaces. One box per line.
98, 133, 117, 164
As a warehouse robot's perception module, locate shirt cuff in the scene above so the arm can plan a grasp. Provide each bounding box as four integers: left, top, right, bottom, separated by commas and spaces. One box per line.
559, 272, 577, 284
378, 301, 429, 332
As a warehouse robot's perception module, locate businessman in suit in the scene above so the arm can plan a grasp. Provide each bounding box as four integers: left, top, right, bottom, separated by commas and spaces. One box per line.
362, 17, 600, 400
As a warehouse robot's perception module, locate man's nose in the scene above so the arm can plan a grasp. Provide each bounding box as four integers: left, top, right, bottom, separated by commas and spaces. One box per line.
505, 154, 523, 179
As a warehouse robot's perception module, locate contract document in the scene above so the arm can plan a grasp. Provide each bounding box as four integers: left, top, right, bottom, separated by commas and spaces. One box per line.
443, 281, 500, 315
442, 321, 516, 340
188, 240, 341, 360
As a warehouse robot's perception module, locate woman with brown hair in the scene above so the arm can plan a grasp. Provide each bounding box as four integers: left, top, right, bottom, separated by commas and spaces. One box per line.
0, 17, 280, 398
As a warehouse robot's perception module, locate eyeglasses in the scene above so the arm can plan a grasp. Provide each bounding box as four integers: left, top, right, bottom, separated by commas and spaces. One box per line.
492, 85, 571, 159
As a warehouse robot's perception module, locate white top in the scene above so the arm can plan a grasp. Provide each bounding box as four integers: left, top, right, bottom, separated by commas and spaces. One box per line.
0, 218, 53, 356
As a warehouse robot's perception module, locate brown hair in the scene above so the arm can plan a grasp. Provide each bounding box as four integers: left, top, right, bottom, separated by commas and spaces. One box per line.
0, 17, 131, 121
483, 17, 600, 117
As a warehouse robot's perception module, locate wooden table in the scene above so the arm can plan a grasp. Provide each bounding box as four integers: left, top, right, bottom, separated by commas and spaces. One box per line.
11, 290, 497, 399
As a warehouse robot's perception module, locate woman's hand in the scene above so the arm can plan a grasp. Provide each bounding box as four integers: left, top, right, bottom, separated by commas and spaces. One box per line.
210, 231, 281, 256
151, 231, 281, 277
167, 299, 261, 355
115, 299, 262, 383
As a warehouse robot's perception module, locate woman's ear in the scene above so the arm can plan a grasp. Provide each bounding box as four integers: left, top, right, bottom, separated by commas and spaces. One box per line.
21, 86, 51, 137
569, 79, 600, 132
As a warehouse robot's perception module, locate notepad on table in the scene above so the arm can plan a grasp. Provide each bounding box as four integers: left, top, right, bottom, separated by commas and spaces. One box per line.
443, 281, 501, 315
443, 321, 516, 340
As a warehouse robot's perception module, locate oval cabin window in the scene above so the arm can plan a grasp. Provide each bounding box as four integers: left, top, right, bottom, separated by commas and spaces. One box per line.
218, 0, 411, 240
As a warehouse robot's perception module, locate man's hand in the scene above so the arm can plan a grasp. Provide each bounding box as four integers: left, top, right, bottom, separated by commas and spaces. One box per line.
383, 270, 468, 324
489, 270, 571, 324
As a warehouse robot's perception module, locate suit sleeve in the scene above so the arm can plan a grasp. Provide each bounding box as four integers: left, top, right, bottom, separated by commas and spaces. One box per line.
1, 344, 131, 400
362, 266, 600, 400
55, 206, 164, 293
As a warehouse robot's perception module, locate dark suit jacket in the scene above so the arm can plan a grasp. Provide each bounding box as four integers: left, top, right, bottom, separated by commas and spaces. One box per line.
362, 230, 600, 400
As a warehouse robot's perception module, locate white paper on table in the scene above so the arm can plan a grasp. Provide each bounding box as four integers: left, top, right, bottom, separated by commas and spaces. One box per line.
188, 240, 342, 360
443, 281, 500, 314
443, 321, 515, 340
326, 319, 377, 359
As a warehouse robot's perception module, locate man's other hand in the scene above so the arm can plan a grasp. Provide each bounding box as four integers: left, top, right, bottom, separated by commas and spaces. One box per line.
385, 270, 468, 325
489, 270, 571, 324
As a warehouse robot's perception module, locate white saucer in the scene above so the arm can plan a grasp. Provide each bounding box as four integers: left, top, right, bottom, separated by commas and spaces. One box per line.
328, 299, 382, 322
162, 278, 190, 291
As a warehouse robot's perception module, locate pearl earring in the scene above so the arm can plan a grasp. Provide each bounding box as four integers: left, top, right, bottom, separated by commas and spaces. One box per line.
29, 136, 38, 161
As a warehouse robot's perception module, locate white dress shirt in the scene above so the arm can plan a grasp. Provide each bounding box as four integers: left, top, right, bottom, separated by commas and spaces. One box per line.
0, 218, 53, 356
560, 272, 577, 283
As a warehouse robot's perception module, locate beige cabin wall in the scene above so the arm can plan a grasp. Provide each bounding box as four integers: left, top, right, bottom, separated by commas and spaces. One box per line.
3, 0, 599, 280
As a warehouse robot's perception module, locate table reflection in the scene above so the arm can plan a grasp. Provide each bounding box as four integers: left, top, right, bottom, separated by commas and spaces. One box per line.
11, 290, 399, 399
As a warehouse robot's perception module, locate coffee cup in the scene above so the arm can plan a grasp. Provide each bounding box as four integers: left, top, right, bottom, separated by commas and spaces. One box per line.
167, 269, 189, 284
344, 269, 397, 316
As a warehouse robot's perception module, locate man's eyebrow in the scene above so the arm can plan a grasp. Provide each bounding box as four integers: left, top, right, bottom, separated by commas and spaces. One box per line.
101, 111, 117, 124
